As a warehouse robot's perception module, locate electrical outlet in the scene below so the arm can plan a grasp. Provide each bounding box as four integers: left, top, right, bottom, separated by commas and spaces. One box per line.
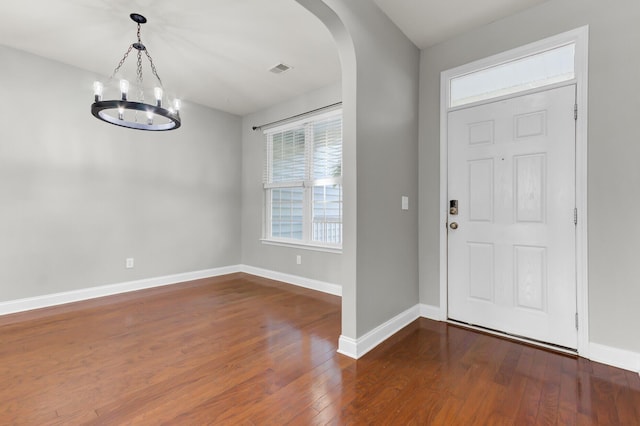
401, 196, 409, 211
296, 255, 302, 265
126, 258, 134, 269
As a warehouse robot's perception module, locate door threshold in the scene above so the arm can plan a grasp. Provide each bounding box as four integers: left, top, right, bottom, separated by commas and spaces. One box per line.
447, 319, 578, 357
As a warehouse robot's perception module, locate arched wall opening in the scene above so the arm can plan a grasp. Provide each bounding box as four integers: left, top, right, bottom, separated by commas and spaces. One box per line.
293, 0, 420, 358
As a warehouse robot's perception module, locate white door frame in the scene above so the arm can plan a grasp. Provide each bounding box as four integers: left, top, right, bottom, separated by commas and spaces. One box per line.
439, 26, 590, 356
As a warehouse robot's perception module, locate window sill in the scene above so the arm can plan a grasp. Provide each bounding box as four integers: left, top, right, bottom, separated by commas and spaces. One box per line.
260, 239, 342, 254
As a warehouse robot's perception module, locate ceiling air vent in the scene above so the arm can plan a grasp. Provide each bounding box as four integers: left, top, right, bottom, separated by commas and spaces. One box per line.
269, 63, 292, 74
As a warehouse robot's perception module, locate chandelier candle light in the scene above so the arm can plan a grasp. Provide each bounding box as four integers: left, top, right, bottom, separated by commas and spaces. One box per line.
91, 13, 181, 131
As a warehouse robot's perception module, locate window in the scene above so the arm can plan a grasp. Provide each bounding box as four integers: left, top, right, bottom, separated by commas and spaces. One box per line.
450, 43, 575, 107
263, 109, 342, 249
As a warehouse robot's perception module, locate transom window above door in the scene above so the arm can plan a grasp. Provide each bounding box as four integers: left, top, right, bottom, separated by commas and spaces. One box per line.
450, 43, 575, 108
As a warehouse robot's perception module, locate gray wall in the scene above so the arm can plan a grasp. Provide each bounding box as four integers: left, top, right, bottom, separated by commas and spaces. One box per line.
0, 45, 242, 302
296, 0, 420, 338
240, 83, 343, 284
419, 0, 640, 353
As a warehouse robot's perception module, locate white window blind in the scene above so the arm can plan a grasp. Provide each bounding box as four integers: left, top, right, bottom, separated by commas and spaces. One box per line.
263, 109, 342, 248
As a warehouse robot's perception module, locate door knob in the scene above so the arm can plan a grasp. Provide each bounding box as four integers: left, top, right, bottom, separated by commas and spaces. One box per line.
449, 222, 459, 230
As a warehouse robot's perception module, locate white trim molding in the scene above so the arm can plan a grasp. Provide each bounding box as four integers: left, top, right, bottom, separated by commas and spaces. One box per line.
589, 343, 640, 374
337, 335, 358, 358
0, 265, 242, 316
419, 304, 441, 321
0, 265, 342, 317
337, 305, 420, 359
238, 265, 341, 296
337, 301, 640, 374
3, 267, 638, 375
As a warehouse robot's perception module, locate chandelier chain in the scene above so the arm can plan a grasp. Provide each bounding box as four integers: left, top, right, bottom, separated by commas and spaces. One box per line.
144, 50, 164, 87
111, 45, 134, 79
109, 21, 163, 89
137, 21, 163, 87
136, 50, 145, 101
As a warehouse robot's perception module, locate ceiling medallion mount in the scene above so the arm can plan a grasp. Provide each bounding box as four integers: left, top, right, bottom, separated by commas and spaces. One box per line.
130, 13, 147, 24
91, 13, 181, 131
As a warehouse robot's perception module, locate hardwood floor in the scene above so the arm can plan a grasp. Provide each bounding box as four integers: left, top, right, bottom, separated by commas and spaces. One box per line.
0, 273, 638, 425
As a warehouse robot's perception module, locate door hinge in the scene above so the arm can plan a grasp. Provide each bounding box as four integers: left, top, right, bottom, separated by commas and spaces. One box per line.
574, 103, 578, 120
575, 312, 579, 330
574, 208, 578, 225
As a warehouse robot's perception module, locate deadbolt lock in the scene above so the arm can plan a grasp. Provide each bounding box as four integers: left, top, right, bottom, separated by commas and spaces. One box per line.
449, 199, 459, 216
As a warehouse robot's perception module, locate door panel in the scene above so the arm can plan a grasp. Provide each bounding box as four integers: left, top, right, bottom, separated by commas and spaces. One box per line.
447, 85, 577, 349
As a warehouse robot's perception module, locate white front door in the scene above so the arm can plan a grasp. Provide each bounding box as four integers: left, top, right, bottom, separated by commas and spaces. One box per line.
447, 85, 577, 349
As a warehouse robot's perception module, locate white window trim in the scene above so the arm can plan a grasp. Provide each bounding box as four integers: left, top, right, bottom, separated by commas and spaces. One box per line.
439, 26, 589, 356
260, 238, 342, 254
262, 109, 343, 251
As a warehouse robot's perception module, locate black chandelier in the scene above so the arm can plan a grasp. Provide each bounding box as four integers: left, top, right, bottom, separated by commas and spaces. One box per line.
91, 13, 181, 131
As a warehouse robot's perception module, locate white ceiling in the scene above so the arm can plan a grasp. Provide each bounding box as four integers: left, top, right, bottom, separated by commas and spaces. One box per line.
374, 0, 550, 50
0, 0, 549, 116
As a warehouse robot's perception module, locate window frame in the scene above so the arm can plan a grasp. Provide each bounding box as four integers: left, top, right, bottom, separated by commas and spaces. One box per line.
262, 108, 343, 252
449, 43, 576, 108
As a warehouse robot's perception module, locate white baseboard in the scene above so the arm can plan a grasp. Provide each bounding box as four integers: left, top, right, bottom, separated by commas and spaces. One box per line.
419, 303, 441, 321
589, 342, 640, 373
0, 265, 242, 316
238, 264, 342, 296
337, 305, 420, 359
337, 335, 358, 358
6, 270, 636, 375
417, 304, 639, 374
336, 303, 640, 375
0, 264, 341, 317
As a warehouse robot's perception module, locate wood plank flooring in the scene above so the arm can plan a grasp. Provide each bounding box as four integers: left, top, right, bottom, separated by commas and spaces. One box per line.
0, 273, 638, 424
